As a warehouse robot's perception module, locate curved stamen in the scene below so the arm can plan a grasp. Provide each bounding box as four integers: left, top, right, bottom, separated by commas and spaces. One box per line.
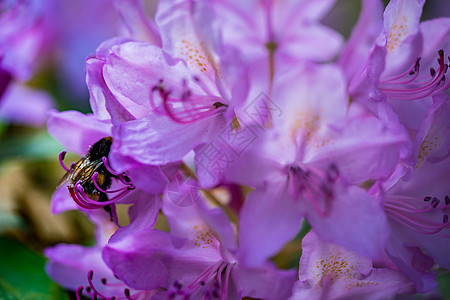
101, 157, 134, 187
382, 57, 421, 83
86, 270, 117, 300
287, 164, 337, 217
385, 194, 450, 236
68, 186, 97, 209
58, 151, 72, 172
380, 50, 449, 100
168, 261, 234, 300
75, 286, 84, 300
150, 80, 227, 124
101, 156, 121, 177
92, 172, 134, 194
74, 181, 132, 208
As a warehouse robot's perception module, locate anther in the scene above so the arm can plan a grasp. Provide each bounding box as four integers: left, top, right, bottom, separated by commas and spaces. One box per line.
445, 195, 449, 205
124, 288, 131, 298
174, 281, 183, 290
326, 164, 339, 182
430, 67, 436, 77
424, 196, 432, 202
101, 278, 107, 285
88, 270, 94, 280
443, 214, 449, 224
213, 102, 227, 109
77, 286, 84, 295
431, 197, 440, 208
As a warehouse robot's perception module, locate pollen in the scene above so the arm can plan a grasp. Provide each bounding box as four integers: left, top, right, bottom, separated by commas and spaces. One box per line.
177, 38, 222, 79
416, 135, 441, 168
386, 16, 408, 53
192, 224, 215, 248
312, 248, 357, 287
289, 111, 333, 149
311, 247, 379, 291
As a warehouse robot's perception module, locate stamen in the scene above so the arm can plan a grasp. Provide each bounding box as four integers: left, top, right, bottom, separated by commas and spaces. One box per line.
326, 164, 339, 182
431, 197, 440, 208
379, 50, 450, 100
430, 67, 436, 77
72, 181, 133, 209
150, 79, 227, 124
287, 164, 336, 217
385, 195, 450, 237
92, 172, 134, 194
58, 151, 72, 172
169, 262, 234, 300
86, 270, 116, 300
101, 157, 121, 177
76, 286, 84, 300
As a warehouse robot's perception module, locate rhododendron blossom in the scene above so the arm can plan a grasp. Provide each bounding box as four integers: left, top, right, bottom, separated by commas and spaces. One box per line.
37, 0, 450, 299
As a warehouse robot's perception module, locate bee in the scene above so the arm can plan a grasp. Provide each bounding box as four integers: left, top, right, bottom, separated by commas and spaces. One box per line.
58, 137, 131, 213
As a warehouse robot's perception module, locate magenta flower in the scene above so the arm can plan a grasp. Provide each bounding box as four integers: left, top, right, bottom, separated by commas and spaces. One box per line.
211, 0, 343, 63
196, 62, 409, 261
45, 211, 159, 300
0, 0, 48, 80
103, 182, 296, 299
0, 0, 55, 126
0, 83, 53, 126
210, 0, 343, 102
375, 95, 450, 292
343, 0, 450, 130
290, 231, 414, 300
41, 1, 450, 299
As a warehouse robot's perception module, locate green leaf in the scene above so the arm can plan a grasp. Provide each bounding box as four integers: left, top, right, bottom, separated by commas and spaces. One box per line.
0, 237, 68, 300
437, 272, 450, 300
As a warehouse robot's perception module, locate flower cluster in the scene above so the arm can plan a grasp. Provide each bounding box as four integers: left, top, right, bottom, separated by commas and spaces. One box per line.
44, 0, 450, 299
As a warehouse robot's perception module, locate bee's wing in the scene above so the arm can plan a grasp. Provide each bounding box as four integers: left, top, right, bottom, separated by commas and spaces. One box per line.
56, 157, 104, 190
56, 157, 88, 189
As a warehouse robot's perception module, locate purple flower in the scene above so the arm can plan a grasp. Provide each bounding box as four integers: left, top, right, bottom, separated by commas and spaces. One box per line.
103, 181, 296, 299
376, 94, 450, 292
343, 0, 450, 130
195, 62, 409, 260
42, 1, 450, 299
0, 0, 55, 126
210, 0, 343, 103
211, 0, 343, 64
0, 83, 53, 126
83, 0, 249, 171
45, 211, 159, 300
0, 0, 48, 80
290, 231, 414, 300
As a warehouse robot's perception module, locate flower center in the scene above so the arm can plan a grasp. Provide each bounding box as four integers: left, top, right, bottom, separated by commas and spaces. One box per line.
379, 50, 449, 100
286, 163, 338, 217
